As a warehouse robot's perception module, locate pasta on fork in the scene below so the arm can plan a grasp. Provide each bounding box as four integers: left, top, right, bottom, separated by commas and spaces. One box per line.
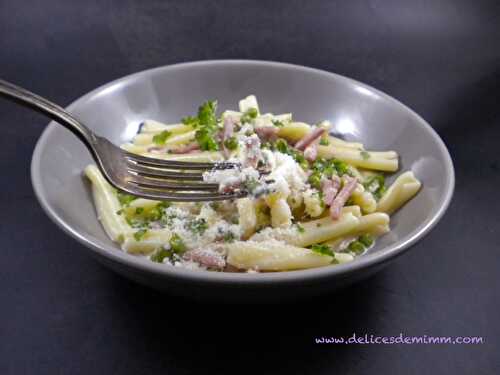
85, 95, 421, 272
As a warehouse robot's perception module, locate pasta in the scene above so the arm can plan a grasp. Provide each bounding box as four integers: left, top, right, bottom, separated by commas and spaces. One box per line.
85, 95, 421, 272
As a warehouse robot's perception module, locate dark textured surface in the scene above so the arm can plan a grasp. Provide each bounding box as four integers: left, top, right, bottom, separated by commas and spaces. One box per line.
1, 0, 499, 374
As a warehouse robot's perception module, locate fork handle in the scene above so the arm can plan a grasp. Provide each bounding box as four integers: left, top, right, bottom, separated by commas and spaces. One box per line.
0, 78, 95, 146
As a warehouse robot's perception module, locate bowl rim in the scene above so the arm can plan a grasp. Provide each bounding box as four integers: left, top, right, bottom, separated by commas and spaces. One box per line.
31, 59, 455, 285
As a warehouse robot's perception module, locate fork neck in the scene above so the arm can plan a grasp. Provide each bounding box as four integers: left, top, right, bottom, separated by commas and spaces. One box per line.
0, 78, 96, 147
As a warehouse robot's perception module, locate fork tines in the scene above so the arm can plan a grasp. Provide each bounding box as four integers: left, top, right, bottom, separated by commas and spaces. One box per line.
125, 152, 240, 170
121, 152, 244, 201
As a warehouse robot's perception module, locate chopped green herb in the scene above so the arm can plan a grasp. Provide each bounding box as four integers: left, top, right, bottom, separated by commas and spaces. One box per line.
169, 234, 186, 254
274, 138, 289, 154
312, 158, 335, 178
133, 229, 148, 241
183, 100, 220, 151
295, 153, 309, 170
358, 234, 374, 248
240, 107, 258, 123
150, 248, 172, 263
318, 191, 326, 208
348, 240, 365, 255
147, 202, 170, 221
181, 116, 198, 127
272, 119, 284, 127
135, 207, 144, 215
297, 224, 305, 233
117, 192, 137, 206
310, 244, 334, 257
157, 201, 171, 209
333, 159, 349, 176
308, 172, 322, 189
224, 136, 239, 150
195, 128, 219, 151
319, 137, 330, 146
189, 218, 208, 235
152, 130, 172, 145
116, 209, 123, 215
223, 232, 236, 242
375, 185, 387, 200
148, 208, 162, 221
363, 174, 386, 200
360, 151, 370, 160
161, 211, 177, 226
125, 216, 147, 228
197, 100, 218, 129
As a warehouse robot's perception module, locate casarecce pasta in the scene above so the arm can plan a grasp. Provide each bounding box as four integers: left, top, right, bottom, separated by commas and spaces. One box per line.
85, 95, 421, 272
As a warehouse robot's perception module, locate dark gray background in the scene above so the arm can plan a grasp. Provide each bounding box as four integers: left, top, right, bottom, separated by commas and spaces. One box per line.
1, 0, 499, 374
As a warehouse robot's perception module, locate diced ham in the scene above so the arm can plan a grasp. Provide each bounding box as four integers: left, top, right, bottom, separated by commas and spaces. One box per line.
223, 116, 235, 140
303, 139, 319, 161
330, 177, 358, 220
321, 175, 341, 206
169, 143, 200, 154
147, 146, 167, 153
242, 135, 261, 168
183, 248, 226, 269
254, 126, 278, 142
294, 127, 326, 151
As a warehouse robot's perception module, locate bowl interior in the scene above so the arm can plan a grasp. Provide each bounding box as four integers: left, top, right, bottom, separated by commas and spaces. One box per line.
31, 60, 454, 281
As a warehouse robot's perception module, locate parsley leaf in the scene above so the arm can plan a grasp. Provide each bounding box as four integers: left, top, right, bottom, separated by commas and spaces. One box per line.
181, 116, 198, 127
224, 136, 238, 150
333, 159, 350, 176
133, 229, 148, 241
186, 100, 220, 151
358, 234, 374, 247
310, 244, 334, 257
223, 232, 236, 242
189, 218, 208, 235
150, 248, 172, 263
240, 107, 258, 123
152, 130, 172, 145
348, 240, 365, 254
308, 171, 322, 189
197, 100, 218, 129
117, 192, 137, 206
195, 128, 219, 151
169, 234, 186, 254
363, 174, 386, 200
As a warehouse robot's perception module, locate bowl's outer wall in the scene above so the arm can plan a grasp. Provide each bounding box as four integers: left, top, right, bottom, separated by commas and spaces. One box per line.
31, 61, 454, 299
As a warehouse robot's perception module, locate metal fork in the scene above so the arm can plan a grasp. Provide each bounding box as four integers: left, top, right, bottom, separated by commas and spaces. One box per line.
0, 78, 245, 201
